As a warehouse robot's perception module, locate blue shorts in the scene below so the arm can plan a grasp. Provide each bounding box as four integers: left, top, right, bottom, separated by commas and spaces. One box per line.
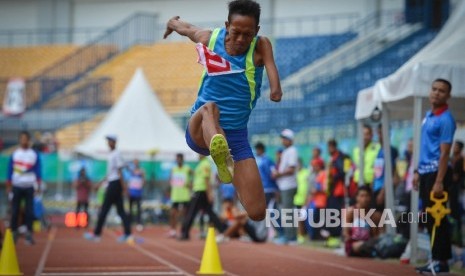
185, 126, 254, 162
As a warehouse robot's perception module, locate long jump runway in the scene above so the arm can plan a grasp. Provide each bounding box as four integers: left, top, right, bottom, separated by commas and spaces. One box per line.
9, 226, 449, 276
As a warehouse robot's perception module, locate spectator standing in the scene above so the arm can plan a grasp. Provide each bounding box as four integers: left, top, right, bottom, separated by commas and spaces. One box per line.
7, 131, 41, 245
273, 129, 298, 244
128, 159, 145, 232
294, 158, 310, 244
168, 153, 192, 238
353, 125, 380, 187
179, 155, 225, 240
84, 135, 132, 243
414, 79, 456, 274
73, 167, 92, 228
254, 142, 279, 207
373, 125, 399, 211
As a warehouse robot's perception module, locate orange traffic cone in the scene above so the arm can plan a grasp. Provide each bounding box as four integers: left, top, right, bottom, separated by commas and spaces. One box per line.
197, 227, 224, 275
0, 229, 23, 275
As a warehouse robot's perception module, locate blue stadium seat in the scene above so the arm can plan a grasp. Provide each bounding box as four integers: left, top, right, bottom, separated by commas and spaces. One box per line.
249, 29, 437, 135
274, 33, 357, 79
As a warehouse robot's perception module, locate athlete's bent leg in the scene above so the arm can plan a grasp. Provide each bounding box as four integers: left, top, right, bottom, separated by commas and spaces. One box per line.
188, 102, 233, 183
188, 102, 225, 149
233, 158, 266, 221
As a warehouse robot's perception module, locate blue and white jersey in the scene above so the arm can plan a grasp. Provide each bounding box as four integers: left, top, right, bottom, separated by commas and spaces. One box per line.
191, 28, 264, 130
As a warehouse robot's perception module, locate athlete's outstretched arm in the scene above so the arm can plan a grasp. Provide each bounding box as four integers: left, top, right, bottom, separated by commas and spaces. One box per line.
259, 37, 282, 102
163, 16, 211, 45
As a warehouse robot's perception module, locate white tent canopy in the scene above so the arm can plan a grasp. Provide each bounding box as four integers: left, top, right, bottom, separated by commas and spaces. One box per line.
355, 1, 465, 262
75, 68, 196, 161
354, 87, 380, 120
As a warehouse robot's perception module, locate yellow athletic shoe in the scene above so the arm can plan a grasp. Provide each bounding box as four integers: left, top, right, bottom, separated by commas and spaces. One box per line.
209, 134, 234, 183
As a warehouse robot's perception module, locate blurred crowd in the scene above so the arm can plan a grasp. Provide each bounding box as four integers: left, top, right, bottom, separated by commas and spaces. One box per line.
3, 126, 465, 266
31, 131, 58, 153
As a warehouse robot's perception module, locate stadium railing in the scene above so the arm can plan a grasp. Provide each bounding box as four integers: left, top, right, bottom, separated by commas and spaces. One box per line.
0, 27, 106, 47
30, 13, 158, 109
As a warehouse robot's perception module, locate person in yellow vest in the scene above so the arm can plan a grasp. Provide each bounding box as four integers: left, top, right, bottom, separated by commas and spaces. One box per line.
294, 158, 310, 244
308, 158, 327, 240
167, 153, 192, 238
352, 125, 380, 187
179, 155, 225, 240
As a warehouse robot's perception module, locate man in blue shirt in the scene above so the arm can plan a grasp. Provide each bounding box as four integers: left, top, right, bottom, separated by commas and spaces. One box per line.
254, 142, 279, 206
255, 142, 282, 239
414, 79, 456, 274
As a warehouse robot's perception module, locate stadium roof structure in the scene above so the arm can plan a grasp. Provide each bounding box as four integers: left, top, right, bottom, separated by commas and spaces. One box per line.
75, 68, 197, 161
355, 0, 465, 262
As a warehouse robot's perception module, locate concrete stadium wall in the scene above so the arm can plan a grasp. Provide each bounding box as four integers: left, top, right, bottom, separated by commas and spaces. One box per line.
71, 0, 403, 28
0, 0, 38, 30
0, 0, 404, 37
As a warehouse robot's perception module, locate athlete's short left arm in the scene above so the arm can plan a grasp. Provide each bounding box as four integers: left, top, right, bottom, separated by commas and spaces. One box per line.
259, 37, 282, 102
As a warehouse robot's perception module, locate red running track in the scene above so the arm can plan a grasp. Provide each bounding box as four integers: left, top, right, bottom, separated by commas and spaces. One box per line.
5, 226, 457, 276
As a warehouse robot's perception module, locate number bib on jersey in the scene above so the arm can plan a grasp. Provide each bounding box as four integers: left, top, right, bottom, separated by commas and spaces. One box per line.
170, 171, 187, 187
196, 43, 244, 76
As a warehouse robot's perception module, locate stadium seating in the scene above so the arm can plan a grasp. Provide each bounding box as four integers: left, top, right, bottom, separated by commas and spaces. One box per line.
0, 45, 77, 78
44, 77, 112, 109
249, 29, 437, 135
71, 34, 355, 115
0, 27, 436, 150
53, 42, 202, 149
274, 33, 357, 79
6, 33, 354, 113
0, 45, 77, 107
55, 113, 106, 150
91, 42, 202, 114
0, 44, 118, 109
23, 13, 158, 109
31, 44, 118, 107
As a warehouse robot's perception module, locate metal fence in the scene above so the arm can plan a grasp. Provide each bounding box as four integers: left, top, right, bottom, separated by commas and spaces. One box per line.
0, 10, 404, 47
30, 13, 158, 109
0, 27, 106, 46
248, 28, 438, 147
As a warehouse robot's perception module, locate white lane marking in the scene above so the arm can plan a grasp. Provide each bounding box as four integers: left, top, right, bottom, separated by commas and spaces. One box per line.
107, 231, 193, 276
35, 227, 58, 276
41, 272, 184, 276
143, 236, 240, 276
234, 243, 387, 276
